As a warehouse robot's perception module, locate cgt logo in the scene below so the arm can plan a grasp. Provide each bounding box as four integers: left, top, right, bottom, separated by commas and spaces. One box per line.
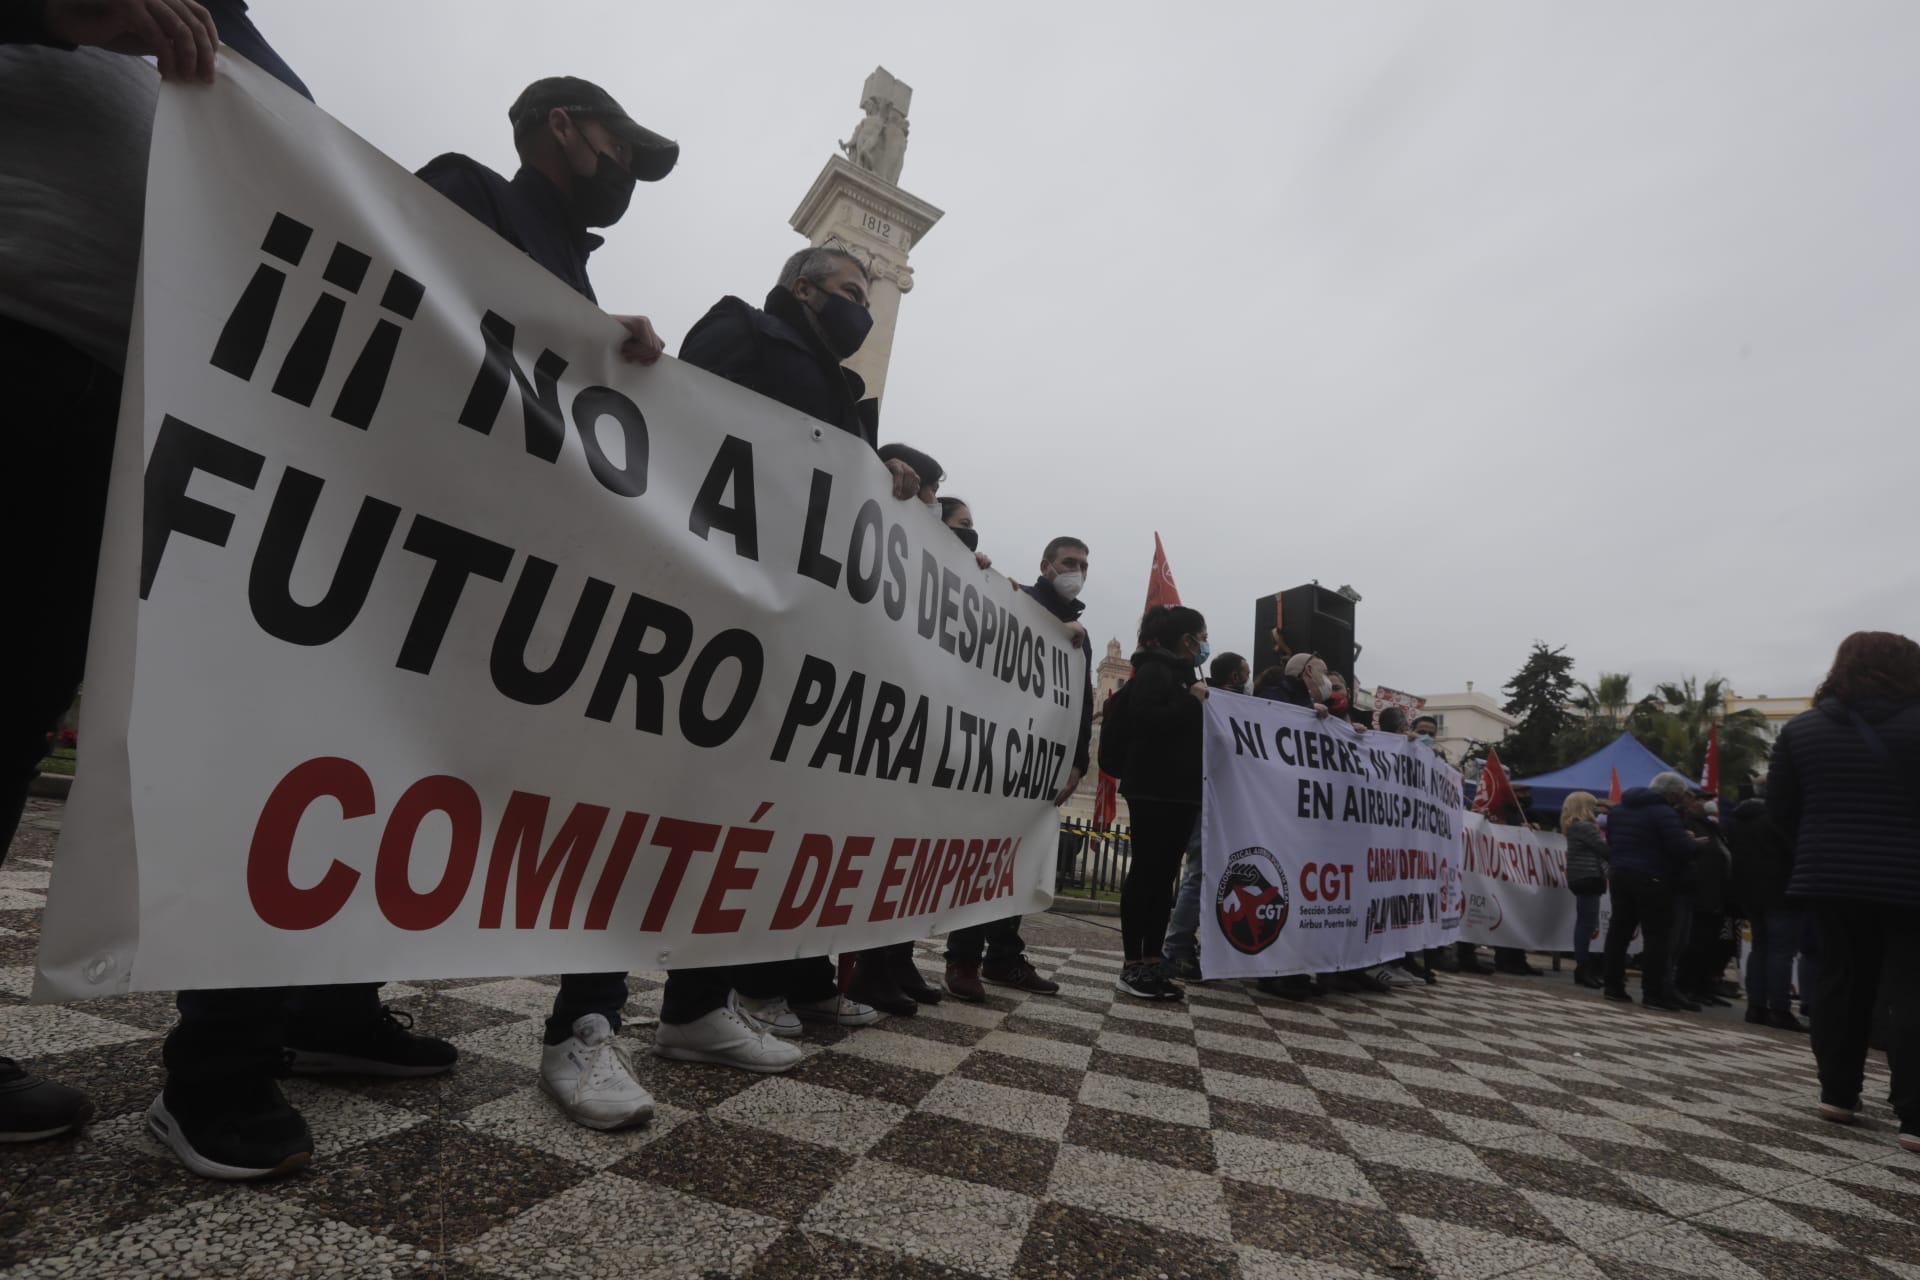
1299, 862, 1354, 903
1215, 847, 1289, 955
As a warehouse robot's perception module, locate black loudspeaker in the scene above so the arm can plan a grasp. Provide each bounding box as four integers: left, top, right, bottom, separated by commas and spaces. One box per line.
1251, 585, 1357, 689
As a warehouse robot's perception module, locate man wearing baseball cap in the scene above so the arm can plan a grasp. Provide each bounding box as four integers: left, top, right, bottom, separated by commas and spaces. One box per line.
417, 76, 677, 1133
420, 75, 677, 359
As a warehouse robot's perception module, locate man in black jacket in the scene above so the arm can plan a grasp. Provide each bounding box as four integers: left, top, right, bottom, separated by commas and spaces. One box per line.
419, 75, 676, 1132
653, 245, 924, 1070
942, 537, 1091, 1000
678, 246, 918, 501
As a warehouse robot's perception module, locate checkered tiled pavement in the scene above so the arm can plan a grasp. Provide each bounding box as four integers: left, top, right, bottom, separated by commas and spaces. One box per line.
1, 799, 1915, 1279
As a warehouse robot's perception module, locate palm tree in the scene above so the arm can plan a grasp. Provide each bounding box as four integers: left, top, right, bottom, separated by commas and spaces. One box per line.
1633, 676, 1773, 794
1554, 672, 1647, 765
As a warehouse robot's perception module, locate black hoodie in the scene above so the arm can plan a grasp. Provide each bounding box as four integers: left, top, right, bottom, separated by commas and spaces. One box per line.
1770, 694, 1920, 906
1117, 646, 1202, 806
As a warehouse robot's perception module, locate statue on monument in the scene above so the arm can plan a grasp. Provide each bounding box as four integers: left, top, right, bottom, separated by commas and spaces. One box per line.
838, 66, 911, 186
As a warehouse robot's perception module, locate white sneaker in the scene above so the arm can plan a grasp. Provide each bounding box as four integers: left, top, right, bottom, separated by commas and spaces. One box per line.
539, 1014, 655, 1131
653, 994, 802, 1073
792, 994, 883, 1027
737, 994, 802, 1038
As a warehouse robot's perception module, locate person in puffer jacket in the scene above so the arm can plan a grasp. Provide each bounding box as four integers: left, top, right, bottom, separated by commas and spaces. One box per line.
1599, 774, 1704, 1010
1559, 791, 1609, 989
1767, 630, 1920, 1151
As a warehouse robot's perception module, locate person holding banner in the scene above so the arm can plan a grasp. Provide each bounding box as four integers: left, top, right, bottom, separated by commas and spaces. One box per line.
1115, 605, 1209, 1001
651, 244, 926, 1070
944, 536, 1092, 1001
418, 74, 680, 1130
1161, 653, 1253, 981
1561, 792, 1610, 989
0, 0, 234, 1153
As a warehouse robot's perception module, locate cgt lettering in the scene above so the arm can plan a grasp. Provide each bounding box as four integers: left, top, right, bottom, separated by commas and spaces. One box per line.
1299, 862, 1355, 903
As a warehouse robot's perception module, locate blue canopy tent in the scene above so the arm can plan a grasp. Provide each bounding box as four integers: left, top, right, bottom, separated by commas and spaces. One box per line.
1508, 733, 1687, 813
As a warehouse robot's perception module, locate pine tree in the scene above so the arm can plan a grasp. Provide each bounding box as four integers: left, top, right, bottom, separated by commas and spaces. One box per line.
1498, 643, 1576, 776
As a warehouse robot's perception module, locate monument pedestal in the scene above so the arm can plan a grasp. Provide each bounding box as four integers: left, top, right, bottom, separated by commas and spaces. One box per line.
789, 156, 942, 405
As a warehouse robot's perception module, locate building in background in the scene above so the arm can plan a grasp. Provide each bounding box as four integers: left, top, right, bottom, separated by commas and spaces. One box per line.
1727, 693, 1813, 747
1417, 687, 1516, 765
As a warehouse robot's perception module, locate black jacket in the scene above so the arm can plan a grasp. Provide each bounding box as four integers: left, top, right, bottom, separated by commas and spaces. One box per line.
1020, 578, 1093, 775
1770, 695, 1920, 907
417, 159, 599, 301
1605, 787, 1697, 879
1726, 798, 1792, 916
1684, 811, 1732, 914
1118, 646, 1202, 807
678, 288, 875, 446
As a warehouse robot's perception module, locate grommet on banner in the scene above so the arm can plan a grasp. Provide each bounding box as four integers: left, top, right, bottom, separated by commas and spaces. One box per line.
809, 426, 824, 441
83, 954, 116, 985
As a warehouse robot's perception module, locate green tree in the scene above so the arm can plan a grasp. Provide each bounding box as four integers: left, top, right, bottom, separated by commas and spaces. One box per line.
1497, 643, 1576, 776
1552, 671, 1651, 765
1633, 676, 1773, 796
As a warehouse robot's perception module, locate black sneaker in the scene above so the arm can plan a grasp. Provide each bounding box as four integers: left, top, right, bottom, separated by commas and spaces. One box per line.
1643, 993, 1691, 1012
1165, 953, 1205, 982
287, 1007, 457, 1078
1768, 1009, 1809, 1033
0, 1058, 94, 1142
1116, 964, 1183, 1001
148, 1081, 312, 1180
1603, 987, 1634, 1004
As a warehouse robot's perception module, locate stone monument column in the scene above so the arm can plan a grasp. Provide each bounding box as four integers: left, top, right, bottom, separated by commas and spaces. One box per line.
789, 66, 943, 404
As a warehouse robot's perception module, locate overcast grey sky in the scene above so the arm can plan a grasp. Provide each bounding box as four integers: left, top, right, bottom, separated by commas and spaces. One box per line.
268, 0, 1917, 703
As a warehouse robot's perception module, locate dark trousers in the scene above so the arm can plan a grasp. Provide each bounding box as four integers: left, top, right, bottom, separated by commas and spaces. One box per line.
1, 319, 119, 865
164, 982, 390, 1092
1811, 905, 1916, 1123
1747, 908, 1804, 1013
1573, 892, 1602, 965
1120, 799, 1199, 963
546, 973, 633, 1044
660, 957, 837, 1026
1603, 869, 1675, 997
945, 915, 1026, 966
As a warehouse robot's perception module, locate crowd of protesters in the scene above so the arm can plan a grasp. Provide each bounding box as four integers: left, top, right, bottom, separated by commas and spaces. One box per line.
3, 1, 1914, 1186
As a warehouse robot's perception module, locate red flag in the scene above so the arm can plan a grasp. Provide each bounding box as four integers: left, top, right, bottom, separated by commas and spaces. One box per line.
1143, 532, 1182, 614
1092, 771, 1118, 831
1608, 766, 1623, 806
1473, 749, 1520, 817
1700, 723, 1720, 795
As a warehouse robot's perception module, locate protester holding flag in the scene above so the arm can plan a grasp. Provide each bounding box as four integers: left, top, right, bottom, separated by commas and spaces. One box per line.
1766, 631, 1920, 1150
1561, 791, 1609, 989
1115, 605, 1209, 1000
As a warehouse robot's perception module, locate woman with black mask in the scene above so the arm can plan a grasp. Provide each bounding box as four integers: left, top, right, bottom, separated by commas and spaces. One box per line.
940, 496, 991, 572
1116, 605, 1209, 1000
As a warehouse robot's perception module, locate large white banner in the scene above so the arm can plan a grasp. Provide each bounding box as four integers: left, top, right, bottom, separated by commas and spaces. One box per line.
35, 58, 1081, 1000
1200, 695, 1466, 979
1457, 815, 1615, 954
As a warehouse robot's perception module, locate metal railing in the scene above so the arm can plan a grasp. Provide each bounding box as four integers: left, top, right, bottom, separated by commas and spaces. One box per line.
1054, 818, 1131, 898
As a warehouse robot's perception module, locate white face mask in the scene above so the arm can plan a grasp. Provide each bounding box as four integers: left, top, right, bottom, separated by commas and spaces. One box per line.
1051, 571, 1086, 600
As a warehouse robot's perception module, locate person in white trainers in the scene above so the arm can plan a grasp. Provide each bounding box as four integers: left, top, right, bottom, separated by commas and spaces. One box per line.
417, 74, 678, 1132
540, 1014, 654, 1130
655, 990, 803, 1073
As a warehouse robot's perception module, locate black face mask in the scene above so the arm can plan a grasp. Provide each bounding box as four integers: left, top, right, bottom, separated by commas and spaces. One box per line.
952, 525, 980, 552
572, 147, 635, 228
808, 289, 874, 358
